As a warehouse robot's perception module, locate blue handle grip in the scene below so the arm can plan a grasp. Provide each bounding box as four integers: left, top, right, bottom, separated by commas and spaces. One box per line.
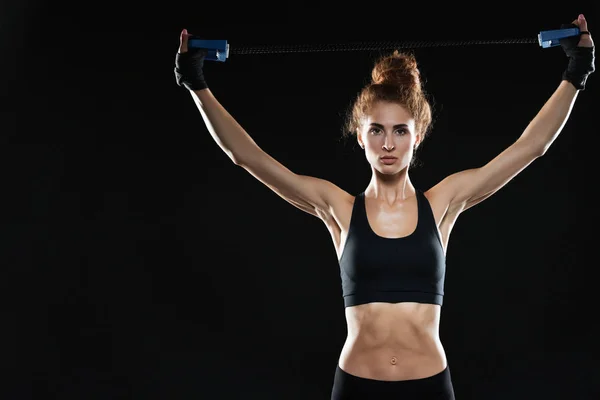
538, 27, 580, 48
188, 38, 229, 62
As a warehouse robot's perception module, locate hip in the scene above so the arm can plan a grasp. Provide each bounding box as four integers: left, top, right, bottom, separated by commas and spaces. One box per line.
331, 363, 455, 400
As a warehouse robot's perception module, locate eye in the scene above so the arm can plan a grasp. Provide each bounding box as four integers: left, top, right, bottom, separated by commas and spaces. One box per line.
368, 127, 382, 135
395, 128, 408, 135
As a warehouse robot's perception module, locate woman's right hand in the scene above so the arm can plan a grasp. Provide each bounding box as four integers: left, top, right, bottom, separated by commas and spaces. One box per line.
178, 29, 190, 54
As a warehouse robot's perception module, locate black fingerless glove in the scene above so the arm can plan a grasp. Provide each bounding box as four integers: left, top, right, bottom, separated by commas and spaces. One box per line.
174, 48, 208, 91
559, 23, 595, 90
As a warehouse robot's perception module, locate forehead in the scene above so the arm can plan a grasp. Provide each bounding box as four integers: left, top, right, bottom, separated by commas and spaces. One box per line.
365, 101, 414, 126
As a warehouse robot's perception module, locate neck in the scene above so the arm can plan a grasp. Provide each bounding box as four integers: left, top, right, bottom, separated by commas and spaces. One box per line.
365, 167, 415, 205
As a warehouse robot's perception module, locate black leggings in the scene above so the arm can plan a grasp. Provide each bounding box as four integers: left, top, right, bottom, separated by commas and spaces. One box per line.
331, 365, 456, 400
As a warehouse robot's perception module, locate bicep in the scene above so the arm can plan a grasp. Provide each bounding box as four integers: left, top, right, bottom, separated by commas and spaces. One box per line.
444, 139, 543, 212
237, 149, 341, 218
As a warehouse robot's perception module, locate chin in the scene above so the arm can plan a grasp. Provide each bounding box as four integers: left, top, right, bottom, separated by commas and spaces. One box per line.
374, 165, 403, 175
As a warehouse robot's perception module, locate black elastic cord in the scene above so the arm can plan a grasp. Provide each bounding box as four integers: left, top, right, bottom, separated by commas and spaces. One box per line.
228, 38, 538, 55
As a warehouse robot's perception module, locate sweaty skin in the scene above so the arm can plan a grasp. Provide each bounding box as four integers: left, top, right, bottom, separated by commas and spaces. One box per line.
176, 15, 592, 382
326, 187, 454, 381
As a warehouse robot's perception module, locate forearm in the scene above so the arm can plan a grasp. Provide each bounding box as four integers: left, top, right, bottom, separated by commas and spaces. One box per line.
190, 88, 260, 164
518, 80, 579, 155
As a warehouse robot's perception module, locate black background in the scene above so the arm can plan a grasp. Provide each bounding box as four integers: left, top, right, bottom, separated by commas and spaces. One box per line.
3, 1, 599, 399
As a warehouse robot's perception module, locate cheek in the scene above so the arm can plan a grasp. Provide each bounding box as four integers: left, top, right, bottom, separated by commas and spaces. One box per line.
400, 139, 414, 152
363, 134, 382, 148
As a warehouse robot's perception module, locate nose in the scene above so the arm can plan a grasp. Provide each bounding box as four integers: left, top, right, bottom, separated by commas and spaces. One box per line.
382, 136, 395, 151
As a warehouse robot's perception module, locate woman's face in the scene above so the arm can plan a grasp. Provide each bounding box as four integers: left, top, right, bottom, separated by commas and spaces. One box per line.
358, 101, 420, 175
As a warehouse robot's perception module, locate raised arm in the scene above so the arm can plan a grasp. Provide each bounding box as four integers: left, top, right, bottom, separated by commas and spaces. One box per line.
437, 15, 594, 214
174, 30, 344, 219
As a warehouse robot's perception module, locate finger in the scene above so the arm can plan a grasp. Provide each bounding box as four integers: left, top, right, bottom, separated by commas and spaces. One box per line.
577, 14, 588, 32
179, 29, 189, 53
575, 14, 594, 47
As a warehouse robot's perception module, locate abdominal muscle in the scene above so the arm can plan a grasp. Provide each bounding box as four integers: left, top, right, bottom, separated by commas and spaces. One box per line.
338, 301, 447, 381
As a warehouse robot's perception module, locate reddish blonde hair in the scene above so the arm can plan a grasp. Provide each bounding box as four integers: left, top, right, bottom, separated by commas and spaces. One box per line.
345, 50, 433, 150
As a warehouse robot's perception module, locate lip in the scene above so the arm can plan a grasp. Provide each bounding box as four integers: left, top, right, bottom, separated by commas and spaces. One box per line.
380, 156, 398, 165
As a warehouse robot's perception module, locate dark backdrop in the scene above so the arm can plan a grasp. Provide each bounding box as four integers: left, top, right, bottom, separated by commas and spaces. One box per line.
3, 2, 598, 399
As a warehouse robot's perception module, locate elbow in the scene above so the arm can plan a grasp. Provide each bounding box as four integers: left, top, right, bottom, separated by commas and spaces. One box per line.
535, 143, 551, 157
229, 152, 244, 166
216, 142, 246, 165
230, 150, 254, 167
533, 146, 547, 158
520, 138, 549, 158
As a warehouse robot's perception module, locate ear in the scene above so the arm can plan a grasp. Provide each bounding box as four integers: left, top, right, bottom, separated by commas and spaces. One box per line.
357, 130, 365, 149
415, 132, 422, 149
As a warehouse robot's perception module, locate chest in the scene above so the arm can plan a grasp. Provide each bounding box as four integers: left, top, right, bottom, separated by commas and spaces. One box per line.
342, 231, 445, 282
364, 202, 418, 239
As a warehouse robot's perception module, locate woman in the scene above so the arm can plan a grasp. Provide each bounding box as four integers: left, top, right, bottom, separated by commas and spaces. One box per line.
173, 14, 594, 399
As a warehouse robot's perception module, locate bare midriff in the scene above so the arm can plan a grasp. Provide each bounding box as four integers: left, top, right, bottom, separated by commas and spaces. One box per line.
338, 301, 447, 381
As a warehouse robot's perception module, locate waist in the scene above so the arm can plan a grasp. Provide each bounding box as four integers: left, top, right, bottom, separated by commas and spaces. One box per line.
345, 301, 441, 346
340, 302, 445, 380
